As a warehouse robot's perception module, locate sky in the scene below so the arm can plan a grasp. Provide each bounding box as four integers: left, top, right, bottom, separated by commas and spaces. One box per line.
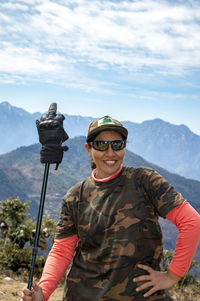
0, 0, 200, 134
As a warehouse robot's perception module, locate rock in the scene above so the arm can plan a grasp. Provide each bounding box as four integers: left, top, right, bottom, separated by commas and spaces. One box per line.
4, 277, 12, 281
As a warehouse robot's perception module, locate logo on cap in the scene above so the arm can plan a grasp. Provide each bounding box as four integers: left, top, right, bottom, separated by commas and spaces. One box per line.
98, 116, 116, 127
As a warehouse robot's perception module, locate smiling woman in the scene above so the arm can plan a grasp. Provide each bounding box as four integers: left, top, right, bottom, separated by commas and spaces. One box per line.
21, 115, 200, 301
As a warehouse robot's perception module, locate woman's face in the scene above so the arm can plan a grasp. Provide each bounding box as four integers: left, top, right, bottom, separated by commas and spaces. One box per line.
85, 130, 125, 179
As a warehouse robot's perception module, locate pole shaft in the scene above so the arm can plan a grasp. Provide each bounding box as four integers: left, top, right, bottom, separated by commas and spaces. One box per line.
28, 163, 50, 290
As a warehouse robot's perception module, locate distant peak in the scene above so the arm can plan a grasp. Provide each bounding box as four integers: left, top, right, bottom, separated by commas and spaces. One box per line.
0, 101, 32, 118
1, 101, 11, 107
141, 118, 164, 125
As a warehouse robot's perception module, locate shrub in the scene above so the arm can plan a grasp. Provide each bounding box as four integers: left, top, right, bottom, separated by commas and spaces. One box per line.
0, 197, 56, 276
162, 249, 200, 288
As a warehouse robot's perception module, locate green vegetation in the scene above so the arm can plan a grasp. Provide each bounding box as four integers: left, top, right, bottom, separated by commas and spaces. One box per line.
161, 250, 200, 288
0, 196, 199, 290
0, 197, 56, 276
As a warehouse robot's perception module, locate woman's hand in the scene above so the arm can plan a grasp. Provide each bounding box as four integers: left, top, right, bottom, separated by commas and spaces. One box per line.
21, 282, 45, 301
133, 264, 180, 298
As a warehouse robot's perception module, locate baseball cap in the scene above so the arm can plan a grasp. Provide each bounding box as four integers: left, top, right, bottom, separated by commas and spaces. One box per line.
86, 115, 128, 142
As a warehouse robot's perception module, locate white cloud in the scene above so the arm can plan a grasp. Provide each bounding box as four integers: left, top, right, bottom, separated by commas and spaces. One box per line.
1, 2, 29, 11
0, 0, 199, 90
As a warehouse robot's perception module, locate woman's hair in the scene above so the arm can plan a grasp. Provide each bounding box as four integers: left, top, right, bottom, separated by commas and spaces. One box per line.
89, 156, 96, 170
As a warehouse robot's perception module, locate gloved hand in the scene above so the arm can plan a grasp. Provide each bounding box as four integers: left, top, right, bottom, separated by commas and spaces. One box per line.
36, 103, 69, 169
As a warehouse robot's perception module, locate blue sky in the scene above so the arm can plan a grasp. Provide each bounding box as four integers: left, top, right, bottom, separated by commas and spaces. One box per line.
0, 0, 200, 134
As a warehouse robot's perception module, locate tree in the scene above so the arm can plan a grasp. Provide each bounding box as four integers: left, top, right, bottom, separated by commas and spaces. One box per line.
0, 197, 56, 275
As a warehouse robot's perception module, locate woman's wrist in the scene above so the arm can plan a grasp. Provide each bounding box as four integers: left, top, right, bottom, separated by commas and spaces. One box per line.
167, 270, 181, 285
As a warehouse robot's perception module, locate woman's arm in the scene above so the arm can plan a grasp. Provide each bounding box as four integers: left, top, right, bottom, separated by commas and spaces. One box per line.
38, 234, 79, 301
166, 201, 200, 277
133, 201, 200, 297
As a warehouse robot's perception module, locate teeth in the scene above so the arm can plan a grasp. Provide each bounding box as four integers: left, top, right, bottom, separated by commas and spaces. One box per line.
105, 161, 115, 164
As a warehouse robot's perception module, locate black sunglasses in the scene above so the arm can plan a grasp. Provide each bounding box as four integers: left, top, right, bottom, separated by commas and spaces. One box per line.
89, 140, 126, 151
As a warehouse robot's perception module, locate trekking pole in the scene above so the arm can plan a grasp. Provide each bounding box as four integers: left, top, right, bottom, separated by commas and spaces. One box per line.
28, 162, 50, 290
27, 103, 69, 290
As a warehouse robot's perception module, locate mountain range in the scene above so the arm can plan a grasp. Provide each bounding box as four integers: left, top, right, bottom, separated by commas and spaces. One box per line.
0, 136, 200, 211
0, 136, 199, 264
0, 101, 200, 181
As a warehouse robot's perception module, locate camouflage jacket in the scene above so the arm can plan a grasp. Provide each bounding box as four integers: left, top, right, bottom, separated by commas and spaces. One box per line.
55, 166, 184, 301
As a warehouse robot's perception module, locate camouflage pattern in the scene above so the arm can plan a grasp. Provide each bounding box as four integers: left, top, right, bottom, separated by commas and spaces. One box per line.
86, 115, 128, 142
55, 166, 184, 301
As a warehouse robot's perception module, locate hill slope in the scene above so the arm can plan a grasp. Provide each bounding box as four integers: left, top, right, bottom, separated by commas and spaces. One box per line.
0, 136, 199, 213
124, 119, 200, 181
0, 137, 199, 269
1, 101, 200, 181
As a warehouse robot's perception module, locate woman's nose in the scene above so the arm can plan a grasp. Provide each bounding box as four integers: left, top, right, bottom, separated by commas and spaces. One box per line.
106, 144, 115, 154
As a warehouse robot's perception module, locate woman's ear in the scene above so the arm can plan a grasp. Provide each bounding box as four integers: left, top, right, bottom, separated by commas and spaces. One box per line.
85, 143, 96, 169
85, 143, 91, 154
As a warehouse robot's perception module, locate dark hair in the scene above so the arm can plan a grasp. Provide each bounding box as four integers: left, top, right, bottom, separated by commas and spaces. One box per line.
89, 156, 96, 170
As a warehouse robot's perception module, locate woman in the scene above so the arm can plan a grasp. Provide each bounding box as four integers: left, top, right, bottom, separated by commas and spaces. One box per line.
21, 116, 200, 301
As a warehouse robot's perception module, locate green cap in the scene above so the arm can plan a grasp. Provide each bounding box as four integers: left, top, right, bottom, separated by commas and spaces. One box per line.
86, 116, 128, 142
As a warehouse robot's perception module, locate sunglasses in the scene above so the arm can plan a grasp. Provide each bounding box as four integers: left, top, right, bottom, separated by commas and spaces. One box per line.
89, 140, 126, 151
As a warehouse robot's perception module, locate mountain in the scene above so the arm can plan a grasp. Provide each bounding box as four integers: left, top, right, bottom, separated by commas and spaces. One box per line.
0, 137, 199, 213
0, 101, 40, 154
0, 101, 93, 155
0, 137, 199, 267
0, 166, 39, 217
124, 119, 200, 181
0, 101, 200, 181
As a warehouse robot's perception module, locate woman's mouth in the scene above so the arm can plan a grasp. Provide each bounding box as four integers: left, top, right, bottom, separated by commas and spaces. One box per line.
103, 160, 117, 166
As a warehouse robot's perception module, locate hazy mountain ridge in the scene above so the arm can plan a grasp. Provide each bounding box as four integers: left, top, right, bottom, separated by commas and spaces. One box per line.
0, 102, 40, 154
124, 119, 200, 181
0, 137, 199, 212
0, 136, 199, 265
0, 101, 200, 181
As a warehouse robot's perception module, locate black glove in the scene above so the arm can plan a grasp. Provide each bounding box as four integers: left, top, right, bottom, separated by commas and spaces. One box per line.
36, 103, 69, 169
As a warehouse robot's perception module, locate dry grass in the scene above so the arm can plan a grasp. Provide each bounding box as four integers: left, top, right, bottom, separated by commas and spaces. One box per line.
0, 271, 200, 301
169, 285, 200, 301
0, 272, 64, 301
